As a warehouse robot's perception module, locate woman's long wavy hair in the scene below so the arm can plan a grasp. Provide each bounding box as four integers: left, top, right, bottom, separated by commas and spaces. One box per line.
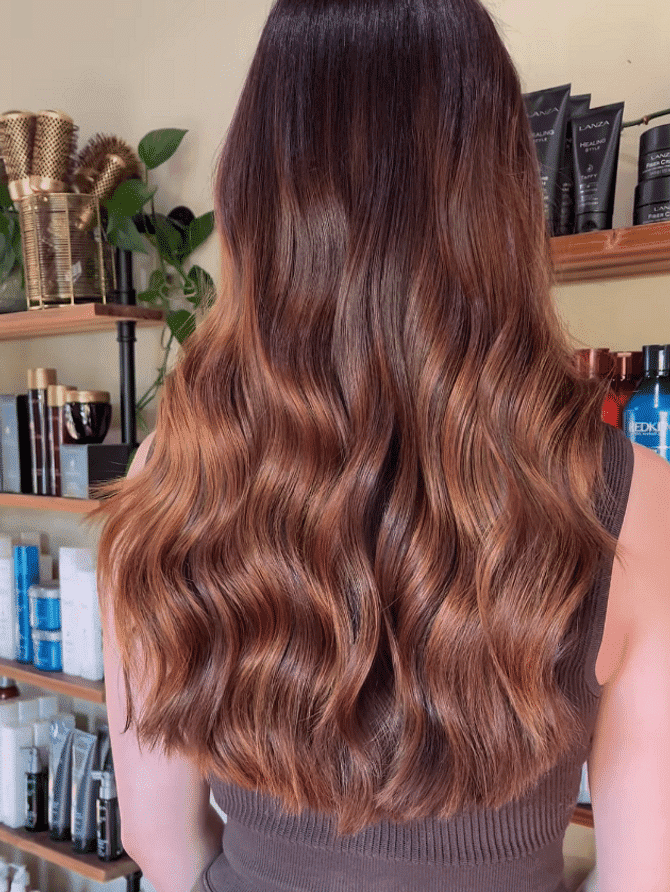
96, 0, 617, 834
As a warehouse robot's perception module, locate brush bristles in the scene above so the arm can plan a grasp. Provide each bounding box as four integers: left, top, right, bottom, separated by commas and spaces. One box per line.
75, 133, 141, 181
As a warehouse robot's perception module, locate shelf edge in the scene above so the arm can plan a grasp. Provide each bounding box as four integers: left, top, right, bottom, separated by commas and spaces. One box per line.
0, 658, 105, 704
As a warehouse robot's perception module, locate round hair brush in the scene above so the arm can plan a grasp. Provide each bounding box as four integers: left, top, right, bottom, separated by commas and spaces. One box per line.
30, 109, 78, 194
71, 133, 141, 230
0, 110, 37, 201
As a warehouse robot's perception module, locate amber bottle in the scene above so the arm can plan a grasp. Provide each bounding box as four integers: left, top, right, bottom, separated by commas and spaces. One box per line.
602, 351, 643, 429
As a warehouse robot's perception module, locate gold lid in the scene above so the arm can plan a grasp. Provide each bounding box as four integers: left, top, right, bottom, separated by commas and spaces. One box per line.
47, 384, 71, 407
27, 368, 35, 389
34, 368, 57, 388
66, 389, 110, 403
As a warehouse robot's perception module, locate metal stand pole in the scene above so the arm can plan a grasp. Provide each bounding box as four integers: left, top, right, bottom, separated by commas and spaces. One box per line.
114, 248, 137, 448
125, 870, 142, 892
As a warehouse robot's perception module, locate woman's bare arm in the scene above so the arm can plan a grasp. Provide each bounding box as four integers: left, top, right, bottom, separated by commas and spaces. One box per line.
589, 443, 670, 892
101, 432, 224, 892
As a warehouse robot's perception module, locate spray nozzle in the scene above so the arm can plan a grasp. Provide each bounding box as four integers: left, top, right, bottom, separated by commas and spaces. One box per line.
91, 768, 117, 799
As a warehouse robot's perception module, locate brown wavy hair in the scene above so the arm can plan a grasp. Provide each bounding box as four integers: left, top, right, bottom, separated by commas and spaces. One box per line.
96, 0, 617, 834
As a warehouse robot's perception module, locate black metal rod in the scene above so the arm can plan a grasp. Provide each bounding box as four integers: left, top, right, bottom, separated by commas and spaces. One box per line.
114, 248, 137, 448
125, 870, 142, 892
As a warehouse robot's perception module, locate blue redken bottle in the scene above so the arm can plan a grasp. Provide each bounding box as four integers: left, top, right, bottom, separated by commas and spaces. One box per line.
623, 344, 670, 462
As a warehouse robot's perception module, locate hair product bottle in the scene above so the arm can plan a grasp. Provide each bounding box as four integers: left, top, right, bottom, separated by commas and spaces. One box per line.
91, 769, 123, 861
46, 384, 71, 497
23, 746, 48, 832
575, 347, 614, 382
602, 351, 643, 429
575, 349, 614, 422
623, 345, 670, 462
27, 368, 57, 496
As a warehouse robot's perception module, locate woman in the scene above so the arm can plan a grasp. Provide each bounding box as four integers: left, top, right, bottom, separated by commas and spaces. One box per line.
96, 1, 670, 890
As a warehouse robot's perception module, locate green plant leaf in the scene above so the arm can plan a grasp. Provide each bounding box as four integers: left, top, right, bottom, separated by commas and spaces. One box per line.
137, 288, 162, 305
153, 214, 185, 263
0, 212, 13, 244
104, 179, 157, 218
106, 211, 149, 254
138, 129, 188, 170
0, 183, 12, 210
187, 211, 215, 254
149, 269, 168, 292
10, 220, 22, 259
186, 264, 215, 306
167, 309, 196, 345
0, 246, 15, 280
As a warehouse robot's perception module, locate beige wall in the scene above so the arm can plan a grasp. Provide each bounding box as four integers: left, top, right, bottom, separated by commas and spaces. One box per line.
3, 1, 665, 888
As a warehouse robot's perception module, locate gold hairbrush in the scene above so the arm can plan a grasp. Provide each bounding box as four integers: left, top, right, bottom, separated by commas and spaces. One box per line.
72, 133, 141, 230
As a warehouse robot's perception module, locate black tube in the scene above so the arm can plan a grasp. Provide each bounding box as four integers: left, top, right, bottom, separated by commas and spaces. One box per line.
523, 84, 572, 235
555, 94, 591, 236
114, 248, 137, 448
571, 102, 625, 233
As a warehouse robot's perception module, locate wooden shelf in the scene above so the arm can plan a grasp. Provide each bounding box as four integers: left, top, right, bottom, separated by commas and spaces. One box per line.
551, 221, 670, 284
570, 805, 594, 829
0, 303, 163, 341
0, 658, 105, 703
0, 493, 99, 513
0, 823, 137, 882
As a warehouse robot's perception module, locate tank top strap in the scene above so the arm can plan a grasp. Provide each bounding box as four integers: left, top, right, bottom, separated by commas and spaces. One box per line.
583, 423, 634, 696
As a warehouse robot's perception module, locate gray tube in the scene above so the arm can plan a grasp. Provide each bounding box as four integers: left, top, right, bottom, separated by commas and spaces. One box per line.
71, 729, 100, 853
96, 724, 111, 771
48, 715, 75, 841
523, 84, 571, 235
572, 102, 625, 232
555, 94, 591, 236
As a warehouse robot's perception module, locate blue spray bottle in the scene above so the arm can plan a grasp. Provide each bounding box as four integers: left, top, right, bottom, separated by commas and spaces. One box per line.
623, 344, 670, 462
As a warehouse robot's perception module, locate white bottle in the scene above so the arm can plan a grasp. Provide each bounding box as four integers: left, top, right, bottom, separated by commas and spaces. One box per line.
59, 547, 92, 677
0, 724, 33, 827
9, 865, 30, 892
58, 547, 103, 680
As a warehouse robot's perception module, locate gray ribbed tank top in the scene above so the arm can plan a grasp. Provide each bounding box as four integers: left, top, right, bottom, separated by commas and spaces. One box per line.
200, 423, 634, 892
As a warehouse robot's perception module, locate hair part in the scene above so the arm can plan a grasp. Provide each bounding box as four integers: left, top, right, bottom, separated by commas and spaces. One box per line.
96, 0, 617, 834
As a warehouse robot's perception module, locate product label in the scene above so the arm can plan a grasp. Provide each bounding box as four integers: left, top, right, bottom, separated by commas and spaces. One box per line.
532, 129, 555, 144
578, 120, 611, 132
646, 204, 670, 223
643, 151, 670, 179
624, 407, 670, 461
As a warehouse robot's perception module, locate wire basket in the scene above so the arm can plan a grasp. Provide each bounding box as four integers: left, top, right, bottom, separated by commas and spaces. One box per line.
17, 192, 116, 309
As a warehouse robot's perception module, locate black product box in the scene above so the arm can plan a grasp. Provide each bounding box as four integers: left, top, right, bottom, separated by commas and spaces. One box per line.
60, 444, 134, 498
0, 394, 32, 493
